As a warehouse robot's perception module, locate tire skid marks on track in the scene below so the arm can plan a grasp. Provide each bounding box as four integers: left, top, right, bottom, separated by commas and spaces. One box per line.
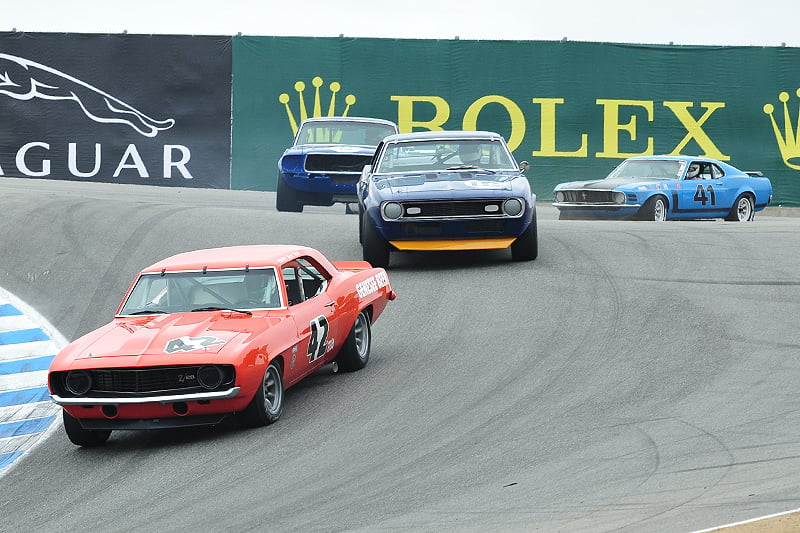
0, 293, 65, 474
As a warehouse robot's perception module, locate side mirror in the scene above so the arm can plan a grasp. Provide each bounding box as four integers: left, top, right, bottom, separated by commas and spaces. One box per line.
519, 161, 530, 174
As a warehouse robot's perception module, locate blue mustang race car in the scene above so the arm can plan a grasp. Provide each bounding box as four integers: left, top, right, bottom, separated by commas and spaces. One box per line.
276, 117, 399, 212
357, 130, 537, 267
553, 155, 772, 221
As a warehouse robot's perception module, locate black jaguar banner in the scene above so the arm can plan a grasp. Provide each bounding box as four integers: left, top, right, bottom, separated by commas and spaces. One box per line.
0, 32, 232, 188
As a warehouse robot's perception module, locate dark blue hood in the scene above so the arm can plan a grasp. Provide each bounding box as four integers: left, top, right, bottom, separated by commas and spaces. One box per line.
374, 170, 525, 200
282, 144, 377, 157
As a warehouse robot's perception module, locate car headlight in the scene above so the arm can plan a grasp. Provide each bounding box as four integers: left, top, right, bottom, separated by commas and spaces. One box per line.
503, 198, 524, 217
382, 202, 403, 220
65, 370, 92, 396
555, 191, 565, 203
280, 155, 304, 173
613, 191, 626, 204
197, 365, 224, 389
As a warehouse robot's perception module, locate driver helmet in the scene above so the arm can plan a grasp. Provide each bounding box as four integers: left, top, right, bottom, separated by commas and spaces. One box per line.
687, 162, 700, 179
458, 144, 482, 165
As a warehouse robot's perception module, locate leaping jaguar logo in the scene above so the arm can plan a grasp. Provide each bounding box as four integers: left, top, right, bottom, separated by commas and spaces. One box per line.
0, 52, 175, 137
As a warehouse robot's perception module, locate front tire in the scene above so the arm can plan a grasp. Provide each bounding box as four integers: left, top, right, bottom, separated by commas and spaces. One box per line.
511, 211, 538, 261
242, 360, 284, 427
725, 194, 755, 222
276, 175, 303, 213
63, 410, 111, 447
362, 216, 391, 268
336, 310, 372, 372
639, 195, 668, 221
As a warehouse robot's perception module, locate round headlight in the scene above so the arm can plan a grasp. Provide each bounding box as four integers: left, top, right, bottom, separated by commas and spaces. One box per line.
197, 365, 223, 389
555, 191, 565, 203
280, 155, 303, 173
503, 198, 524, 217
65, 370, 92, 396
382, 202, 403, 220
613, 191, 626, 204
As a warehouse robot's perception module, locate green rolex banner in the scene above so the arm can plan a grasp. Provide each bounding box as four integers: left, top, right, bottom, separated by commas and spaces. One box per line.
232, 36, 800, 206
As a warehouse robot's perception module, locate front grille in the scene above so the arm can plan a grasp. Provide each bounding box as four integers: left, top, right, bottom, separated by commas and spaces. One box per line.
399, 200, 510, 219
305, 154, 372, 173
51, 365, 236, 398
559, 190, 617, 204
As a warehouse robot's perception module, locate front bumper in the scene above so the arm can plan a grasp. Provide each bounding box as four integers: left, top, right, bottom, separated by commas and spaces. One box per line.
51, 386, 241, 406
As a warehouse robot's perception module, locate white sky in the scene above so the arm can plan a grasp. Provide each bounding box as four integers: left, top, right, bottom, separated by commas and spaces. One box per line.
2, 0, 798, 48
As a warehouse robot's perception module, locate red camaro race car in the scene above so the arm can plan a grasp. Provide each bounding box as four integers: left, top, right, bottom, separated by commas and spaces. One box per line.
48, 245, 396, 446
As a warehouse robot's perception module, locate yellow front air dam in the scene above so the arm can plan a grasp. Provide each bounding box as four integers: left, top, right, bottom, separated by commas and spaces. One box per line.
389, 237, 516, 251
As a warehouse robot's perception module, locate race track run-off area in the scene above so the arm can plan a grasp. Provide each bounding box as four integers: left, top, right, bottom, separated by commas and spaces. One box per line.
0, 177, 799, 533
0, 292, 64, 473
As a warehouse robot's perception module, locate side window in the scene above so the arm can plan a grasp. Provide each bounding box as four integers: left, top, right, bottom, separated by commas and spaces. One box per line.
281, 266, 303, 306
297, 257, 330, 300
711, 164, 725, 179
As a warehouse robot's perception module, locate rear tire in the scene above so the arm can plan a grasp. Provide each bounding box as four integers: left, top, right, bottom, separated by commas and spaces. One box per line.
725, 194, 754, 222
362, 216, 390, 268
241, 360, 284, 427
63, 410, 111, 447
276, 175, 303, 213
336, 310, 372, 372
511, 211, 538, 261
639, 195, 668, 221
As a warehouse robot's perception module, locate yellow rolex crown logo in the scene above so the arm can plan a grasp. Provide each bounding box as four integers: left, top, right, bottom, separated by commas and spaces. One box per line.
763, 88, 800, 170
278, 76, 357, 135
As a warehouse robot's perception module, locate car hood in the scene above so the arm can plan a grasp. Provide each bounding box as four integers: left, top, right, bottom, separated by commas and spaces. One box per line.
555, 177, 669, 191
282, 144, 377, 157
66, 313, 264, 360
374, 171, 521, 198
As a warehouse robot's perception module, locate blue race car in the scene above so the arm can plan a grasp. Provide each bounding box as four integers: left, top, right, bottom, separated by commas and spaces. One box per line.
357, 130, 537, 268
552, 155, 773, 222
276, 117, 399, 212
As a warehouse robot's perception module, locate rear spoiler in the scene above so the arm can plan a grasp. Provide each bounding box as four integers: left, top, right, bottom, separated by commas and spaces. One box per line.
332, 260, 374, 272
745, 171, 764, 177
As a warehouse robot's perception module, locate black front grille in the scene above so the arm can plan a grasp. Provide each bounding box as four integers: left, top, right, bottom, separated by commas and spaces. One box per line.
51, 365, 236, 398
402, 200, 506, 219
305, 154, 372, 173
559, 190, 617, 204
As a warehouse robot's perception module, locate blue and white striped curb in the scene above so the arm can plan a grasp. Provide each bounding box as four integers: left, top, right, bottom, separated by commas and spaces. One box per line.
0, 291, 67, 476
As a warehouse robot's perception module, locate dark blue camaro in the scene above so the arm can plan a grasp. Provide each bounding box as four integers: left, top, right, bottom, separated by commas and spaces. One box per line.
357, 130, 537, 267
553, 155, 773, 221
276, 117, 398, 212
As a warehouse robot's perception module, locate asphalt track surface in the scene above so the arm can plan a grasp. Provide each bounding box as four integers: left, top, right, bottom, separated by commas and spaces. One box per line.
0, 177, 799, 533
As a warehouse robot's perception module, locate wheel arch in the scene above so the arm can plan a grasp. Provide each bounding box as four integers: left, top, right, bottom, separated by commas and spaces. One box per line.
637, 193, 670, 221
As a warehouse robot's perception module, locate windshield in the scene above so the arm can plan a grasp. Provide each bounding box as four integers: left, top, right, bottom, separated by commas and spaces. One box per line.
118, 268, 281, 315
607, 159, 685, 180
375, 139, 517, 173
295, 121, 396, 146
